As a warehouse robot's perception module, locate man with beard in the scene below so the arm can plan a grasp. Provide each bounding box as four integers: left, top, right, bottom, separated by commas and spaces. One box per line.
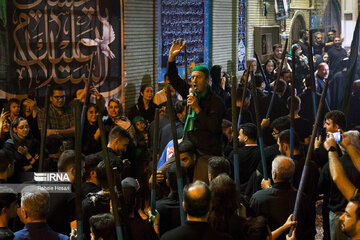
313, 32, 325, 55
297, 29, 309, 58
328, 36, 348, 77
339, 194, 360, 239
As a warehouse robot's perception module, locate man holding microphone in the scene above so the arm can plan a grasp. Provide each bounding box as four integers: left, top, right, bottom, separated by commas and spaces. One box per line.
166, 39, 225, 183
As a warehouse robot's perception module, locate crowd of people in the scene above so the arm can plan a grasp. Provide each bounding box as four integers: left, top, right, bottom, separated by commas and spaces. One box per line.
0, 30, 359, 240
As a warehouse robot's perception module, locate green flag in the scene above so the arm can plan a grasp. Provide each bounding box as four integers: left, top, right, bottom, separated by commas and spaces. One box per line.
340, 14, 360, 115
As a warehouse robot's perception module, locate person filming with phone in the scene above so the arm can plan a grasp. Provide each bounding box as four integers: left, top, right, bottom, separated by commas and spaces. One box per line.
322, 129, 360, 240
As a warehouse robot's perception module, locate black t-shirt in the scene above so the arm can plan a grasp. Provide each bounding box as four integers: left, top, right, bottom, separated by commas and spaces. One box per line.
286, 116, 312, 143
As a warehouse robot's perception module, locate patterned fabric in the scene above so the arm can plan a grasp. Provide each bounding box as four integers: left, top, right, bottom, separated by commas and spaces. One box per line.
37, 104, 74, 130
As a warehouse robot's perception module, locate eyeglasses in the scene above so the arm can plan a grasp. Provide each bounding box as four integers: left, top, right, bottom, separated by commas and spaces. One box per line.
53, 95, 65, 100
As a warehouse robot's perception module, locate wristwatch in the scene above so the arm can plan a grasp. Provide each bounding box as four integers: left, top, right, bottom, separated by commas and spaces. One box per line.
328, 146, 336, 152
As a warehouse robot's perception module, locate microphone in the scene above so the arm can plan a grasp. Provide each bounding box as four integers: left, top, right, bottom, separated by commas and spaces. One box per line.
188, 87, 194, 113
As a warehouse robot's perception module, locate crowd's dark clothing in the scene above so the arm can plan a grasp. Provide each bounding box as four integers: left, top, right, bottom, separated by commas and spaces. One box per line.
3, 138, 39, 182
14, 222, 69, 240
319, 154, 360, 213
127, 100, 158, 125
167, 61, 225, 156
262, 94, 288, 123
211, 215, 246, 240
43, 156, 59, 172
160, 221, 232, 240
297, 41, 309, 58
156, 192, 181, 236
328, 46, 347, 77
94, 148, 124, 177
229, 146, 260, 193
0, 132, 10, 149
0, 227, 14, 240
298, 88, 330, 125
149, 114, 170, 152
47, 188, 76, 235
225, 107, 253, 125
329, 70, 346, 110
82, 121, 101, 155
265, 71, 276, 86
287, 116, 312, 143
291, 57, 308, 94
324, 42, 334, 52
313, 43, 325, 55
81, 182, 101, 199
250, 181, 314, 240
82, 192, 111, 239
347, 94, 360, 130
24, 114, 40, 141
158, 121, 183, 156
128, 213, 158, 240
315, 75, 331, 109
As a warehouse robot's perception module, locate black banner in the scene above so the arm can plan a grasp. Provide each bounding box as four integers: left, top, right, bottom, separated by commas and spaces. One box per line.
5, 0, 121, 96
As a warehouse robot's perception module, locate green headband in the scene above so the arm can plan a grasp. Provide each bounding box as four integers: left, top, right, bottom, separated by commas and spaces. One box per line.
191, 65, 210, 78
132, 116, 145, 125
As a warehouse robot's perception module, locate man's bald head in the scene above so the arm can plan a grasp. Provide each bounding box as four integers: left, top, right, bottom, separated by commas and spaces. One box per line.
272, 155, 295, 182
183, 181, 211, 218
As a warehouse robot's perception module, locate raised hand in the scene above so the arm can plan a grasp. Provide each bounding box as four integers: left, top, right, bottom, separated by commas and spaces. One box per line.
168, 38, 187, 62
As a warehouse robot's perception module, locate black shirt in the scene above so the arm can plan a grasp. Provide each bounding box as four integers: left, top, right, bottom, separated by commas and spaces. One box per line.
156, 192, 181, 236
160, 221, 232, 240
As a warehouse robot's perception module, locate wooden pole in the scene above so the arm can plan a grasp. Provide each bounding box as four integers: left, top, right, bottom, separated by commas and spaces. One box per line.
266, 38, 288, 119
166, 85, 186, 225
250, 71, 268, 180
151, 109, 160, 215
38, 85, 51, 172
120, 0, 126, 112
238, 66, 250, 129
97, 114, 124, 240
81, 53, 94, 136
289, 78, 331, 237
184, 45, 188, 83
290, 47, 296, 159
74, 99, 83, 240
231, 76, 240, 189
308, 30, 319, 136
255, 52, 269, 87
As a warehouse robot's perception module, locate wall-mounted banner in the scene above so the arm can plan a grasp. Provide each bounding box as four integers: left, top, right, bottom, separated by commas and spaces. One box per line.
275, 0, 290, 21
238, 0, 246, 71
158, 0, 209, 82
4, 0, 121, 97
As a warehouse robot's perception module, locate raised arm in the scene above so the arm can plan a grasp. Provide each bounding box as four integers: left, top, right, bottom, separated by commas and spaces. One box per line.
341, 132, 360, 172
167, 39, 189, 98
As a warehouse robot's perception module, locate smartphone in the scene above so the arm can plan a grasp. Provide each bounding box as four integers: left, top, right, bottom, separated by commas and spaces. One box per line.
328, 132, 341, 142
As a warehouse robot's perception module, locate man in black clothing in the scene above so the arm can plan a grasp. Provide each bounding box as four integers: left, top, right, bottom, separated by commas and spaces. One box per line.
339, 194, 360, 240
325, 29, 336, 52
250, 156, 312, 240
225, 85, 253, 125
94, 126, 131, 177
236, 123, 260, 192
286, 96, 312, 144
0, 187, 17, 240
297, 29, 309, 58
167, 39, 225, 182
329, 58, 348, 110
328, 37, 348, 77
262, 44, 282, 69
156, 163, 187, 237
313, 32, 325, 55
43, 134, 64, 172
299, 75, 330, 125
160, 181, 231, 240
82, 154, 102, 199
15, 186, 69, 240
208, 156, 230, 183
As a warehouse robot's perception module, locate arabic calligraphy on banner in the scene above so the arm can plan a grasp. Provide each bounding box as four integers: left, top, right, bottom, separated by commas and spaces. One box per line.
7, 0, 120, 95
160, 0, 205, 69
